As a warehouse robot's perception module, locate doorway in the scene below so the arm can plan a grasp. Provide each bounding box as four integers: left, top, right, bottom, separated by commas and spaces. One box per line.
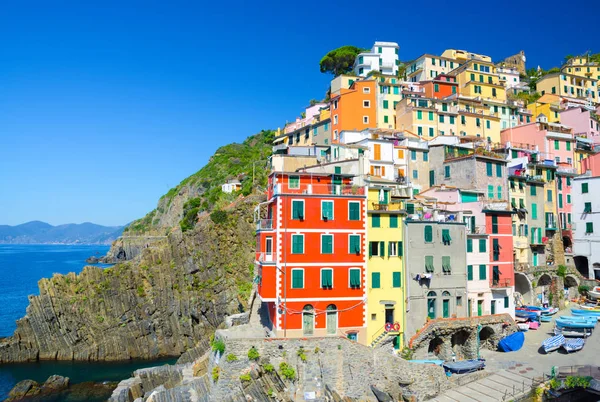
326, 304, 337, 335
477, 300, 483, 316
491, 300, 496, 315
265, 237, 273, 262
303, 305, 314, 336
385, 306, 394, 324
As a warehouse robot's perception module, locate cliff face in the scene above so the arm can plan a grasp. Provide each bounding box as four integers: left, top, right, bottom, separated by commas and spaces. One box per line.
0, 195, 263, 363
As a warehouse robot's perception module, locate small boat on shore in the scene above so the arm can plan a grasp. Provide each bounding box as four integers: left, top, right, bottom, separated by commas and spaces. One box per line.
409, 359, 444, 366
517, 323, 530, 331
587, 287, 600, 300
498, 332, 525, 352
542, 334, 566, 353
556, 318, 596, 329
559, 316, 597, 324
443, 359, 485, 374
516, 310, 540, 321
554, 327, 592, 338
540, 315, 552, 322
562, 338, 585, 353
578, 304, 600, 311
529, 321, 540, 330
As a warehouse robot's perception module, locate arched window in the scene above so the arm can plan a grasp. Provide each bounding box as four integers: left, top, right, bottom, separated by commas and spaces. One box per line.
303, 305, 314, 336
427, 291, 437, 319
326, 304, 337, 335
442, 291, 451, 318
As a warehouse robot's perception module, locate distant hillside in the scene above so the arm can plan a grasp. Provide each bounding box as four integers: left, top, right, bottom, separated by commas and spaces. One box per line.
0, 221, 124, 244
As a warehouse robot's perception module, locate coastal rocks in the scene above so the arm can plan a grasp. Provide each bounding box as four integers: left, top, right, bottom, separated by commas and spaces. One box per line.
85, 256, 100, 264
6, 376, 70, 401
0, 194, 264, 363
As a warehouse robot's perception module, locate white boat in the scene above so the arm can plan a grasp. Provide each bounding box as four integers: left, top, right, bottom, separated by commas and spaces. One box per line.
517, 323, 529, 332
587, 288, 600, 300
542, 334, 565, 353
562, 338, 585, 353
554, 326, 592, 338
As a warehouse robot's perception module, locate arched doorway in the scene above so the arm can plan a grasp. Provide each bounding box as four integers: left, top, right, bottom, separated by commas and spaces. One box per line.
537, 274, 552, 306
514, 272, 533, 305
538, 274, 552, 286
427, 291, 437, 319
562, 236, 572, 251
326, 304, 337, 335
574, 256, 589, 278
302, 305, 314, 336
442, 291, 451, 318
564, 275, 579, 300
479, 326, 496, 350
451, 330, 473, 359
428, 337, 444, 355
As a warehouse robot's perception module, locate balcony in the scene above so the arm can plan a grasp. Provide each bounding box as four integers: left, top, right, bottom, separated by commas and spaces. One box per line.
271, 183, 366, 197
369, 202, 405, 212
467, 225, 487, 235
256, 219, 273, 231
482, 201, 509, 211
546, 131, 573, 140
255, 252, 278, 264
557, 167, 578, 176
545, 222, 557, 231
490, 278, 512, 288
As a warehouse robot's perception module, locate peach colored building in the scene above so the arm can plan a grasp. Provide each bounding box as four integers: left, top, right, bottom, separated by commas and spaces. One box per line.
330, 80, 377, 143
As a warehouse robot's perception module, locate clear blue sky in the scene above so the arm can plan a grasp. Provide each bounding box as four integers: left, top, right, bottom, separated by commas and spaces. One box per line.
0, 0, 597, 226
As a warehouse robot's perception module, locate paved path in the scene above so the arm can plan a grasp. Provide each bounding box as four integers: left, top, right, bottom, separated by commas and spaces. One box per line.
432, 306, 599, 401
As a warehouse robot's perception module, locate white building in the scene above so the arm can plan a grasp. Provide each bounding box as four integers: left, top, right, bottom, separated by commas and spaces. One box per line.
221, 179, 242, 193
572, 174, 600, 279
353, 42, 399, 77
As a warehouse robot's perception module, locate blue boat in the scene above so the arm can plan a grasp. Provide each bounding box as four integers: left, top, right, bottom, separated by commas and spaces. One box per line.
498, 332, 525, 352
571, 311, 600, 321
540, 315, 552, 322
409, 359, 444, 366
542, 334, 566, 353
572, 308, 600, 316
562, 338, 585, 353
515, 310, 540, 321
443, 359, 485, 374
559, 316, 597, 323
555, 319, 596, 329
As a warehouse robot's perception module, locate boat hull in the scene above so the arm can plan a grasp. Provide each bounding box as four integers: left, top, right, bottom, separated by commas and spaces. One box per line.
443, 359, 486, 374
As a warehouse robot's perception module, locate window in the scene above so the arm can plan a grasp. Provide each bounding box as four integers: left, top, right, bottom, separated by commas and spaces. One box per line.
519, 199, 525, 209
292, 200, 304, 220
493, 239, 500, 261
425, 256, 434, 272
467, 239, 473, 253
347, 235, 361, 256
479, 265, 487, 280
584, 202, 592, 213
497, 186, 502, 199
442, 256, 451, 274
363, 116, 369, 124
547, 190, 552, 202
558, 194, 563, 208
428, 111, 434, 121
423, 152, 429, 162
479, 239, 486, 252
445, 165, 451, 178
424, 225, 433, 242
363, 100, 370, 108
586, 222, 594, 234
567, 141, 571, 151
504, 296, 509, 308
449, 116, 455, 124
492, 215, 498, 234
531, 186, 537, 196
321, 200, 334, 220
388, 241, 398, 257
289, 175, 300, 189
349, 269, 361, 288
461, 115, 466, 125
372, 214, 381, 228
291, 269, 304, 288
411, 150, 417, 160
488, 185, 494, 199
567, 194, 571, 204
486, 162, 493, 177
369, 241, 384, 257
582, 183, 589, 193
434, 83, 439, 92
321, 269, 333, 288
363, 87, 370, 94
390, 215, 398, 228
442, 229, 452, 245
486, 120, 491, 129
392, 272, 401, 288
467, 265, 473, 280
349, 202, 361, 220
554, 140, 559, 150
292, 235, 304, 254
417, 110, 422, 120
321, 234, 333, 254
532, 203, 538, 220
413, 170, 418, 179
384, 115, 389, 124
496, 164, 502, 178
371, 272, 381, 288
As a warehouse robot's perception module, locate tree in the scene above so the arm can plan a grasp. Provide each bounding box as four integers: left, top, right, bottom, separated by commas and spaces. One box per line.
319, 46, 366, 76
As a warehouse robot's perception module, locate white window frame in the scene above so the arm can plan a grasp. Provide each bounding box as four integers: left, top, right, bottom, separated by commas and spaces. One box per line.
389, 241, 398, 257
320, 233, 334, 254
321, 200, 334, 221
320, 268, 334, 289
363, 100, 370, 108
348, 201, 361, 221
363, 87, 371, 94
348, 234, 361, 254
291, 268, 305, 289
291, 234, 305, 255
370, 241, 381, 257
290, 199, 305, 220
363, 116, 369, 124
348, 268, 361, 288
333, 100, 338, 110
289, 175, 301, 189
333, 114, 338, 124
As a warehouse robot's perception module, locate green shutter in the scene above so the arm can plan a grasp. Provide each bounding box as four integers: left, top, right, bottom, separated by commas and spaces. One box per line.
390, 215, 398, 228
424, 225, 433, 242
497, 186, 502, 199
547, 190, 552, 202
504, 296, 509, 308
531, 185, 537, 196
372, 214, 381, 227
321, 269, 333, 288
379, 241, 384, 257
488, 185, 494, 199
350, 235, 361, 254
322, 201, 333, 220
383, 100, 389, 109
558, 194, 563, 208
392, 272, 401, 288
442, 229, 451, 245
585, 202, 592, 213
322, 235, 333, 254
292, 200, 304, 219
493, 239, 500, 261
398, 241, 403, 257
587, 222, 594, 233
369, 242, 373, 257
486, 162, 493, 177
350, 269, 361, 287
372, 273, 381, 288
445, 165, 450, 178
289, 176, 300, 188
406, 203, 414, 214
479, 265, 487, 280
532, 203, 538, 219
492, 215, 498, 234
467, 265, 473, 280
583, 183, 589, 193
292, 235, 304, 254
479, 239, 486, 252
292, 270, 304, 288
442, 256, 451, 273
349, 202, 360, 220
467, 239, 473, 252
554, 140, 559, 150
496, 164, 502, 177
425, 256, 434, 272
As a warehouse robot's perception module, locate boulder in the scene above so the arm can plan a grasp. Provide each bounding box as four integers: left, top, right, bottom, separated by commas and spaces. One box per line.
43, 375, 70, 391
6, 379, 41, 401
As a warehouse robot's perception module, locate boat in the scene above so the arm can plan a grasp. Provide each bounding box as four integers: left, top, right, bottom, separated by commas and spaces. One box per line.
587, 288, 600, 300
442, 359, 485, 374
562, 338, 585, 353
409, 359, 444, 366
517, 323, 530, 331
516, 308, 541, 317
542, 334, 566, 353
579, 304, 600, 311
542, 307, 559, 316
559, 315, 597, 322
555, 318, 596, 329
554, 327, 592, 338
516, 310, 540, 321
572, 308, 600, 316
571, 311, 600, 321
540, 315, 553, 322
498, 332, 525, 352
529, 321, 540, 330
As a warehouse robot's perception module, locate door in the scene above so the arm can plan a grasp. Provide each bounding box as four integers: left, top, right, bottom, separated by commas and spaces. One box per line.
265, 237, 273, 262
326, 305, 337, 335
477, 300, 483, 316
385, 308, 394, 325
491, 300, 496, 315
303, 305, 314, 336
427, 298, 436, 319
468, 299, 472, 317
533, 252, 538, 267
429, 170, 435, 187
442, 299, 450, 318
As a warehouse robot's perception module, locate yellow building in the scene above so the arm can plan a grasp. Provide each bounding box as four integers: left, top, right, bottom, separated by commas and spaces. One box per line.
527, 94, 562, 123
537, 72, 599, 104
456, 97, 502, 142
509, 174, 530, 267
366, 184, 406, 349
374, 75, 406, 129
395, 97, 459, 138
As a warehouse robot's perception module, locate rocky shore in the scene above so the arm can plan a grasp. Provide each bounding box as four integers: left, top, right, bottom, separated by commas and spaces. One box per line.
6, 375, 118, 402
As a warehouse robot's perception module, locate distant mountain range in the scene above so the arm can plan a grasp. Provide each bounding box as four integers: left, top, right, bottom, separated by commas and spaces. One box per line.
0, 221, 125, 245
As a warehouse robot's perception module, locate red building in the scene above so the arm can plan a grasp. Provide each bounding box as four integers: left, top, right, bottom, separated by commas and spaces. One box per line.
422, 74, 459, 99
255, 172, 367, 342
485, 209, 515, 314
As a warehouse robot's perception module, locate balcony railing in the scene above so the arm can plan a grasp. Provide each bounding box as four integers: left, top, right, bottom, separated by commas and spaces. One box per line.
255, 252, 278, 264
271, 183, 365, 196
256, 219, 273, 231
370, 202, 405, 212
467, 225, 487, 235
490, 278, 512, 288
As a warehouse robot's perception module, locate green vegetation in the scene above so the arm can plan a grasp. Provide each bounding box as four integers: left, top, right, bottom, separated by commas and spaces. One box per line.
297, 347, 307, 362
279, 362, 296, 380
267, 388, 274, 397
565, 376, 592, 389
137, 285, 145, 297
400, 347, 415, 360
180, 198, 202, 232
557, 265, 567, 278
263, 363, 274, 373
212, 367, 220, 382
247, 346, 260, 361
549, 378, 561, 390
579, 285, 590, 296
211, 338, 226, 354
239, 373, 252, 382
124, 209, 157, 234
226, 353, 238, 362
319, 45, 366, 76
210, 210, 228, 225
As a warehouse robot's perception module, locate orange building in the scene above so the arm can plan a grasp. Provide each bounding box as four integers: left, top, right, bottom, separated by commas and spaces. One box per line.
422, 74, 458, 99
330, 80, 377, 143
255, 172, 368, 343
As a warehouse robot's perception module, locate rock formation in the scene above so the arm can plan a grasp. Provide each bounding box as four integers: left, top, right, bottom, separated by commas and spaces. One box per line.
0, 194, 263, 363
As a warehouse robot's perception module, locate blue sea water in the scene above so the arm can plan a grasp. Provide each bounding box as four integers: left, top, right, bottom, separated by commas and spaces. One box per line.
0, 245, 177, 401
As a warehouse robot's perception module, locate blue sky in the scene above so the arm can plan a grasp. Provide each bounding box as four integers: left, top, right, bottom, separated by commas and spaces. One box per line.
0, 0, 597, 226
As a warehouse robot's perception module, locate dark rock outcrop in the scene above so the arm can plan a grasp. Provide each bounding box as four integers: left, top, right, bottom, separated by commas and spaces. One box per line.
0, 195, 263, 363
6, 376, 70, 401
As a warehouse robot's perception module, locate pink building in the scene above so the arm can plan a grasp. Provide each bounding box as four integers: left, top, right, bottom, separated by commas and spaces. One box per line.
581, 153, 600, 176
500, 119, 575, 166
556, 162, 577, 250
560, 107, 600, 145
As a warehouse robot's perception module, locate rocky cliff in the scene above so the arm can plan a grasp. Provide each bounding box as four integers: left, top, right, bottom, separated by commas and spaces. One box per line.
0, 194, 263, 363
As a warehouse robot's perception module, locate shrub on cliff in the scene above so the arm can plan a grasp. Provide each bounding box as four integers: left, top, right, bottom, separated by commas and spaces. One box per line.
210, 210, 228, 225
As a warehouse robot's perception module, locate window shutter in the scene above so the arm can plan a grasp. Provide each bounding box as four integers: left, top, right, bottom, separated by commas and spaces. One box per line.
467, 265, 473, 280
393, 272, 401, 288
406, 203, 415, 214
398, 241, 403, 257
425, 256, 434, 272
424, 225, 433, 242
368, 242, 373, 257
380, 241, 385, 256
467, 239, 473, 252
504, 296, 509, 308
493, 239, 500, 261
471, 216, 476, 233
372, 273, 381, 288
479, 239, 486, 252
388, 241, 392, 257
492, 215, 498, 234
524, 224, 529, 236
382, 166, 386, 176
479, 265, 487, 280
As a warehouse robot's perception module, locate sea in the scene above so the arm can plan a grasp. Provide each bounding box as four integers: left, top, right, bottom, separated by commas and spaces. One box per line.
0, 245, 177, 401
